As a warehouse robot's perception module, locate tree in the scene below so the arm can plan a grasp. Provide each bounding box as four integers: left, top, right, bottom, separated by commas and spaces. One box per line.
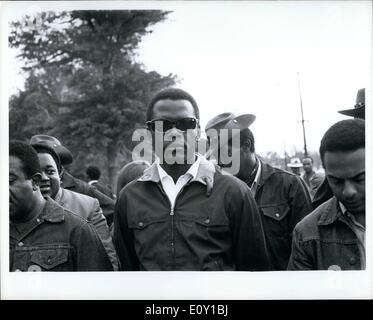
9, 10, 177, 185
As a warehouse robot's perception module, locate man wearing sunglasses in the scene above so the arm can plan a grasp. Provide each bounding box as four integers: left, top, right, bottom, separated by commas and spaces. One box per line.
113, 87, 271, 271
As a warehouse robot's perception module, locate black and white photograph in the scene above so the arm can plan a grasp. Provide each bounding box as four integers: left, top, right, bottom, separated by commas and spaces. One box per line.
1, 0, 372, 300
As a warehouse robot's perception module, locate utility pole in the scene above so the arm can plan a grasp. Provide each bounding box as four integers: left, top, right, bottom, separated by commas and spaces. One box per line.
297, 72, 308, 158
284, 149, 288, 170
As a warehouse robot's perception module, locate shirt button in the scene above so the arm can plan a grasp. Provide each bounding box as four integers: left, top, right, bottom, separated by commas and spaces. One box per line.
138, 222, 144, 227
349, 257, 357, 265
36, 218, 40, 223
205, 218, 210, 224
275, 213, 280, 218
18, 242, 24, 247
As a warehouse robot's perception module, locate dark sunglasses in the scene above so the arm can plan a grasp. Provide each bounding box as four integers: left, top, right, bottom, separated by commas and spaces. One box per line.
146, 118, 198, 133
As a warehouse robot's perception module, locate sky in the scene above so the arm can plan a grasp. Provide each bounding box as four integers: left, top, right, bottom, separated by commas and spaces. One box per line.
5, 1, 372, 156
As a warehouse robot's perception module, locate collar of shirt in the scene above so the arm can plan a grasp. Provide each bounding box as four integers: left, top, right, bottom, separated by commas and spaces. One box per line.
252, 157, 262, 188
247, 156, 262, 198
139, 154, 215, 185
156, 155, 201, 183
339, 202, 365, 230
156, 155, 202, 209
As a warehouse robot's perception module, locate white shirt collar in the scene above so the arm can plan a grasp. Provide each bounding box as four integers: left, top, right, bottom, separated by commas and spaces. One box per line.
252, 157, 262, 187
156, 154, 201, 182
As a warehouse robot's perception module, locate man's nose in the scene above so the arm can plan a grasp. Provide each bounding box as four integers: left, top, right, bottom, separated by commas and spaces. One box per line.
342, 180, 357, 198
41, 171, 50, 181
164, 126, 184, 139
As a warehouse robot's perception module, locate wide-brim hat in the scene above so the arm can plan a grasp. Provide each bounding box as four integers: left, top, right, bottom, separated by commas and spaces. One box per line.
287, 157, 303, 168
30, 134, 73, 165
338, 88, 365, 119
205, 112, 256, 132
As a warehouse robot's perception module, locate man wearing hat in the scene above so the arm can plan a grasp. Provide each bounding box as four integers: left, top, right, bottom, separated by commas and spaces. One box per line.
286, 157, 303, 176
312, 88, 365, 210
205, 113, 312, 270
30, 135, 119, 270
9, 140, 113, 271
338, 88, 365, 119
114, 88, 271, 271
30, 135, 115, 226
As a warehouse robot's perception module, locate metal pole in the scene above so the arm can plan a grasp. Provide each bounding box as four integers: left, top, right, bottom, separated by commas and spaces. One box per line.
297, 72, 308, 157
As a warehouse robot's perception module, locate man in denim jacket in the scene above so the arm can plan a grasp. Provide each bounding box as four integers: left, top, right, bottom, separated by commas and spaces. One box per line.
9, 141, 113, 271
288, 119, 365, 270
205, 113, 313, 270
30, 140, 118, 270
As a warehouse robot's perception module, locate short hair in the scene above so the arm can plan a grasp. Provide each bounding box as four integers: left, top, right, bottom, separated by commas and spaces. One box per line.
146, 87, 200, 121
32, 145, 61, 173
9, 140, 41, 178
319, 119, 365, 166
86, 166, 101, 180
116, 160, 150, 197
302, 156, 313, 163
240, 128, 255, 153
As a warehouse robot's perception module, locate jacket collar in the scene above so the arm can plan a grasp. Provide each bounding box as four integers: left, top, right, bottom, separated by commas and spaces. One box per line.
317, 196, 341, 226
257, 158, 277, 186
61, 170, 75, 189
39, 197, 65, 223
138, 155, 216, 189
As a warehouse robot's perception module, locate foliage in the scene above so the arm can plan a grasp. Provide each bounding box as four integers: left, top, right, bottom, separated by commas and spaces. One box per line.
9, 10, 177, 185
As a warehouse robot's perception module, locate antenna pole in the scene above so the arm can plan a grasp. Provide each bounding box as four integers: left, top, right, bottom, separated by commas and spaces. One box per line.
297, 72, 308, 157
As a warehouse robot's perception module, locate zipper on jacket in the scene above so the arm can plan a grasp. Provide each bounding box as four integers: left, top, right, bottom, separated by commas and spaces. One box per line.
170, 206, 175, 270
157, 182, 191, 270
169, 185, 189, 270
156, 184, 176, 270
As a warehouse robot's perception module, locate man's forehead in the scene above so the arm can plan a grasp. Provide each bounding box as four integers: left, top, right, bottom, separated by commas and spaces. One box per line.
37, 152, 57, 165
9, 156, 27, 177
324, 148, 365, 175
324, 148, 365, 162
9, 155, 23, 169
153, 99, 195, 117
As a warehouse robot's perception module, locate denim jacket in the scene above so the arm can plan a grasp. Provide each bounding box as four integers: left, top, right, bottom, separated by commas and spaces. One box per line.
254, 160, 312, 270
114, 156, 271, 271
288, 196, 364, 270
9, 197, 113, 271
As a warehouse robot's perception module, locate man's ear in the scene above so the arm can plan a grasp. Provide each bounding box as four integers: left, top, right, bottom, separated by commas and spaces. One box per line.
59, 166, 64, 178
242, 139, 252, 151
31, 173, 42, 190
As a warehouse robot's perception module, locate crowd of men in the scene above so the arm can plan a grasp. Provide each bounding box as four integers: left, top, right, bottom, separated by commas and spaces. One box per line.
9, 87, 366, 271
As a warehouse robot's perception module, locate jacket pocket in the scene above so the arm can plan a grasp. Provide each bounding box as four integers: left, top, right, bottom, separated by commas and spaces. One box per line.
30, 248, 69, 271
261, 203, 291, 241
261, 203, 290, 221
127, 216, 170, 264
190, 216, 231, 248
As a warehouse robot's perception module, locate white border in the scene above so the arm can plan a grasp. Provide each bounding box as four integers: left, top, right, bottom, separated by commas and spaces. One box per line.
1, 1, 372, 300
